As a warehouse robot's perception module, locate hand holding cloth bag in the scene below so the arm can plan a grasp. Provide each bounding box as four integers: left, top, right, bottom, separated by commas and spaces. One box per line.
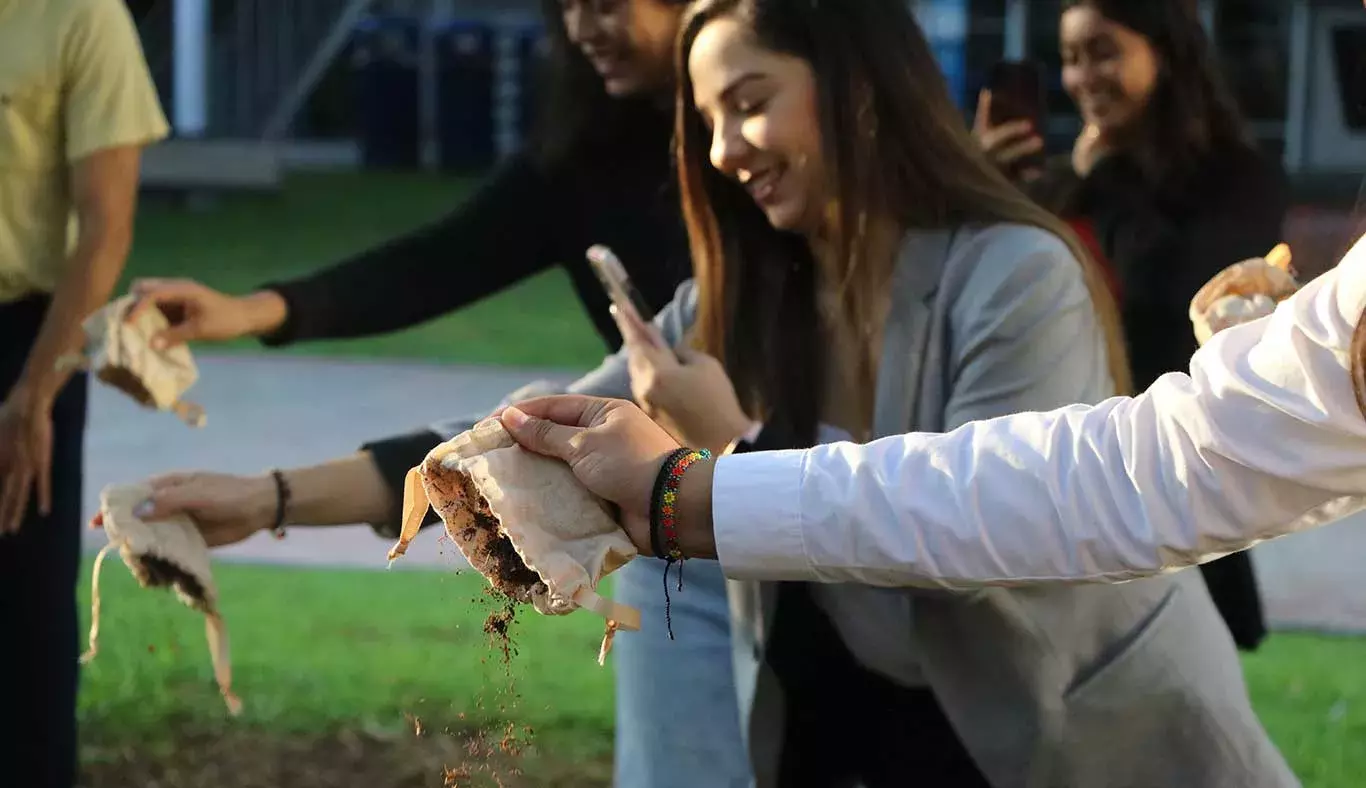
57, 294, 206, 426
387, 418, 641, 663
81, 483, 241, 715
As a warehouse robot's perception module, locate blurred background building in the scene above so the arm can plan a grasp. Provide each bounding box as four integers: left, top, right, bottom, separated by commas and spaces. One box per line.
125, 0, 1363, 195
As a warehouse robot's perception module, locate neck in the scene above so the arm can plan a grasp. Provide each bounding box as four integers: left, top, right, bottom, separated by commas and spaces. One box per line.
807, 212, 904, 283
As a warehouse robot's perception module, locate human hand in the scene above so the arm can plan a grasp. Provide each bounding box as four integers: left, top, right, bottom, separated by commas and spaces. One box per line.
91, 471, 279, 548
0, 390, 54, 535
126, 278, 288, 348
972, 90, 1045, 182
613, 303, 754, 454
1071, 124, 1112, 177
499, 395, 717, 559
1189, 246, 1299, 345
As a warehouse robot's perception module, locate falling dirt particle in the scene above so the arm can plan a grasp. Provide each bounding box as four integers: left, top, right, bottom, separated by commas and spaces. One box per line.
146, 644, 156, 654
442, 764, 471, 787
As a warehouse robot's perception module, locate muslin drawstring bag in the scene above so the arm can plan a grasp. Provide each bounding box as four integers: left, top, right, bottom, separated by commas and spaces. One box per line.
1189, 243, 1298, 346
83, 483, 241, 715
388, 418, 640, 664
58, 295, 205, 427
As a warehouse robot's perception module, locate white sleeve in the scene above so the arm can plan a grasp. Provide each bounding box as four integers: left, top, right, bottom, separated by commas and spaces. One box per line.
712, 238, 1366, 589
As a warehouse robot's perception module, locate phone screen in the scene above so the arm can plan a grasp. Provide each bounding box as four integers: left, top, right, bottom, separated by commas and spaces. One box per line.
986, 59, 1047, 171
586, 245, 656, 324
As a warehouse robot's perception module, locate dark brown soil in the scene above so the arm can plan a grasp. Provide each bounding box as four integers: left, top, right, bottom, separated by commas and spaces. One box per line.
97, 365, 155, 407
455, 475, 541, 599
79, 727, 611, 788
136, 555, 209, 612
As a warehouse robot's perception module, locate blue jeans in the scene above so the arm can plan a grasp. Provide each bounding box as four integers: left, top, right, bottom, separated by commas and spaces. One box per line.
613, 557, 752, 787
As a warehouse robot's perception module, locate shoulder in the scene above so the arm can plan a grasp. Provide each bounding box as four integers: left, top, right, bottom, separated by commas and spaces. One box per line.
939, 223, 1090, 325
55, 0, 142, 61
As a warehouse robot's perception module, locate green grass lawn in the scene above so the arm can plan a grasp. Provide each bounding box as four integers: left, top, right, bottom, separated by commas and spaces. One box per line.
77, 559, 1366, 787
126, 172, 606, 367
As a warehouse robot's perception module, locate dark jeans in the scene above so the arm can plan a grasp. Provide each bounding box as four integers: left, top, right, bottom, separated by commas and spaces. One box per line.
768, 583, 992, 788
0, 295, 87, 788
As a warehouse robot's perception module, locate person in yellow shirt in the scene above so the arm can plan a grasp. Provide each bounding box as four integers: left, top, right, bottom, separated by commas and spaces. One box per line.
0, 1, 168, 784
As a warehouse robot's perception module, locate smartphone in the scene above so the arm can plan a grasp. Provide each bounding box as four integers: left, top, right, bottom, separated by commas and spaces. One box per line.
986, 59, 1047, 171
586, 244, 656, 323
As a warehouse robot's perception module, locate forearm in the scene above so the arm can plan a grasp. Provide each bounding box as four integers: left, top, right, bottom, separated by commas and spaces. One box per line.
277, 451, 393, 528
16, 228, 130, 404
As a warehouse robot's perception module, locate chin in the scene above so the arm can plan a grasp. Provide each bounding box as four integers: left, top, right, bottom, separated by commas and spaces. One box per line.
762, 204, 805, 232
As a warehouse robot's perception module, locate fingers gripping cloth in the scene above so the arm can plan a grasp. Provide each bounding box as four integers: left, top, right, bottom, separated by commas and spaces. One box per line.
82, 483, 241, 715
387, 418, 641, 664
57, 295, 205, 427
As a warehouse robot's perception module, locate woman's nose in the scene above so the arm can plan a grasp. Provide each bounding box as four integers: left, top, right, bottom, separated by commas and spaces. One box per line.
709, 121, 749, 175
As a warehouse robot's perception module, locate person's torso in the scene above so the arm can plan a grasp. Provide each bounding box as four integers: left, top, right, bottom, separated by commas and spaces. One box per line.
739, 225, 1293, 786
0, 0, 82, 303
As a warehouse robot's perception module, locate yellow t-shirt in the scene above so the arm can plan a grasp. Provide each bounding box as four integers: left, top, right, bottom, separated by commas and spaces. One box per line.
0, 0, 169, 303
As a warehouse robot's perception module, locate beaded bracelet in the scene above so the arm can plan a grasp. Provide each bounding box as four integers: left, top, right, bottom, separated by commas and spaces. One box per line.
269, 469, 291, 540
648, 447, 712, 639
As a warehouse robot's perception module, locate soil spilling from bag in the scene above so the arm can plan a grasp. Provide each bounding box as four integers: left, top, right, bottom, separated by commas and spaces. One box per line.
441, 477, 540, 786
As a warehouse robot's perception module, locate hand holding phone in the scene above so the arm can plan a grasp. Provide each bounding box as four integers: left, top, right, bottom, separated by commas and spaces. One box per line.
586, 245, 667, 350
974, 59, 1048, 179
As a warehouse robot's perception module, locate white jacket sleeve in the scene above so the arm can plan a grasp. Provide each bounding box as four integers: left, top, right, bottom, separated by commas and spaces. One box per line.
712, 237, 1366, 589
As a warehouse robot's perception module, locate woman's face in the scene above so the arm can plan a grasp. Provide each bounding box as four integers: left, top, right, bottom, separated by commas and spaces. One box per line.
688, 16, 826, 235
561, 0, 684, 96
1059, 5, 1160, 134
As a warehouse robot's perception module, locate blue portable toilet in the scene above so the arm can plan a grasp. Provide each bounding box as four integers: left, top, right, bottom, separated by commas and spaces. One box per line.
435, 19, 497, 172
352, 14, 422, 170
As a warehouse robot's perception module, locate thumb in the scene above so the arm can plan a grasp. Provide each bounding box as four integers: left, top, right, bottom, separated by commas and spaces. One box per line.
501, 406, 587, 463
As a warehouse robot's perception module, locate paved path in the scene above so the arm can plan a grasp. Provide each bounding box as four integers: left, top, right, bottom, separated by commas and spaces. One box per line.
81, 353, 1366, 632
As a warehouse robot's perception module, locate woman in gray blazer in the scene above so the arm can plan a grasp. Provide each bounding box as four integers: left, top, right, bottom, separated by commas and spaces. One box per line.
592, 0, 1292, 786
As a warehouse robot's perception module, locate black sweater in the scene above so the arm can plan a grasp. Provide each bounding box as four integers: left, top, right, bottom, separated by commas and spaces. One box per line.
258, 116, 689, 534
1030, 144, 1287, 652
1032, 145, 1290, 390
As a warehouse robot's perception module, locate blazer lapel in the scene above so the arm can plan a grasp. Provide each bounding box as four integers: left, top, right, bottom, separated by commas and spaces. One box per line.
873, 230, 954, 437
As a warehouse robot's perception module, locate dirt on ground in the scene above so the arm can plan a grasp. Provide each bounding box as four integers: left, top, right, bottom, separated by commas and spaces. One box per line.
79, 728, 612, 788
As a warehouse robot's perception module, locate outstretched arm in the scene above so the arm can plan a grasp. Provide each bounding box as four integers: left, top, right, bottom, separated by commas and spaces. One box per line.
709, 241, 1366, 587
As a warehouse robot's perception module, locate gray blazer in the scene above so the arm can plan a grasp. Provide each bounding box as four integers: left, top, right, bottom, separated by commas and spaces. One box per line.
430, 224, 1296, 788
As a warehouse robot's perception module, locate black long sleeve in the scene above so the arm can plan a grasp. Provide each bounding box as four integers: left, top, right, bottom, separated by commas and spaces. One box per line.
361, 428, 444, 538
259, 153, 569, 346
1079, 149, 1289, 389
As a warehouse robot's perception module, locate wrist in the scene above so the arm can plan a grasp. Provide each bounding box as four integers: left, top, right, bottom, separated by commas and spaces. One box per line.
677, 456, 716, 560
241, 290, 289, 337
247, 472, 285, 531
6, 379, 57, 414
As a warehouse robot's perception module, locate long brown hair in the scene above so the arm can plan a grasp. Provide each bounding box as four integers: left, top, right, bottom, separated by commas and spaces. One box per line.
676, 0, 1132, 443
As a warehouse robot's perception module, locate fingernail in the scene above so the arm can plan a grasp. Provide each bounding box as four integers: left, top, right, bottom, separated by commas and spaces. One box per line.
502, 407, 529, 430
133, 499, 154, 518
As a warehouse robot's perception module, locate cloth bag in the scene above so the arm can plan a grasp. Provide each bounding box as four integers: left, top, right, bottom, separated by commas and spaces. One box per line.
82, 483, 241, 715
388, 418, 640, 663
59, 294, 205, 426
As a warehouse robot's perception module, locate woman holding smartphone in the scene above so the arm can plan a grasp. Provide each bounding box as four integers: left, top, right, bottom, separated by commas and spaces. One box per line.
120, 2, 753, 786
974, 0, 1287, 651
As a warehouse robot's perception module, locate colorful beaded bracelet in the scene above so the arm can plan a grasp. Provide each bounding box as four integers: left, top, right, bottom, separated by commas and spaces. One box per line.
648, 447, 712, 639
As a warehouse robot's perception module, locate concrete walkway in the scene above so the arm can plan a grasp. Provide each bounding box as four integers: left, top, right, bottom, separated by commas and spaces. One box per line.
81, 353, 1366, 632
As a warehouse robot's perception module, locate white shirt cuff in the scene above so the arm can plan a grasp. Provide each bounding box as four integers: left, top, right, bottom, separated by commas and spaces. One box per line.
711, 449, 815, 581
